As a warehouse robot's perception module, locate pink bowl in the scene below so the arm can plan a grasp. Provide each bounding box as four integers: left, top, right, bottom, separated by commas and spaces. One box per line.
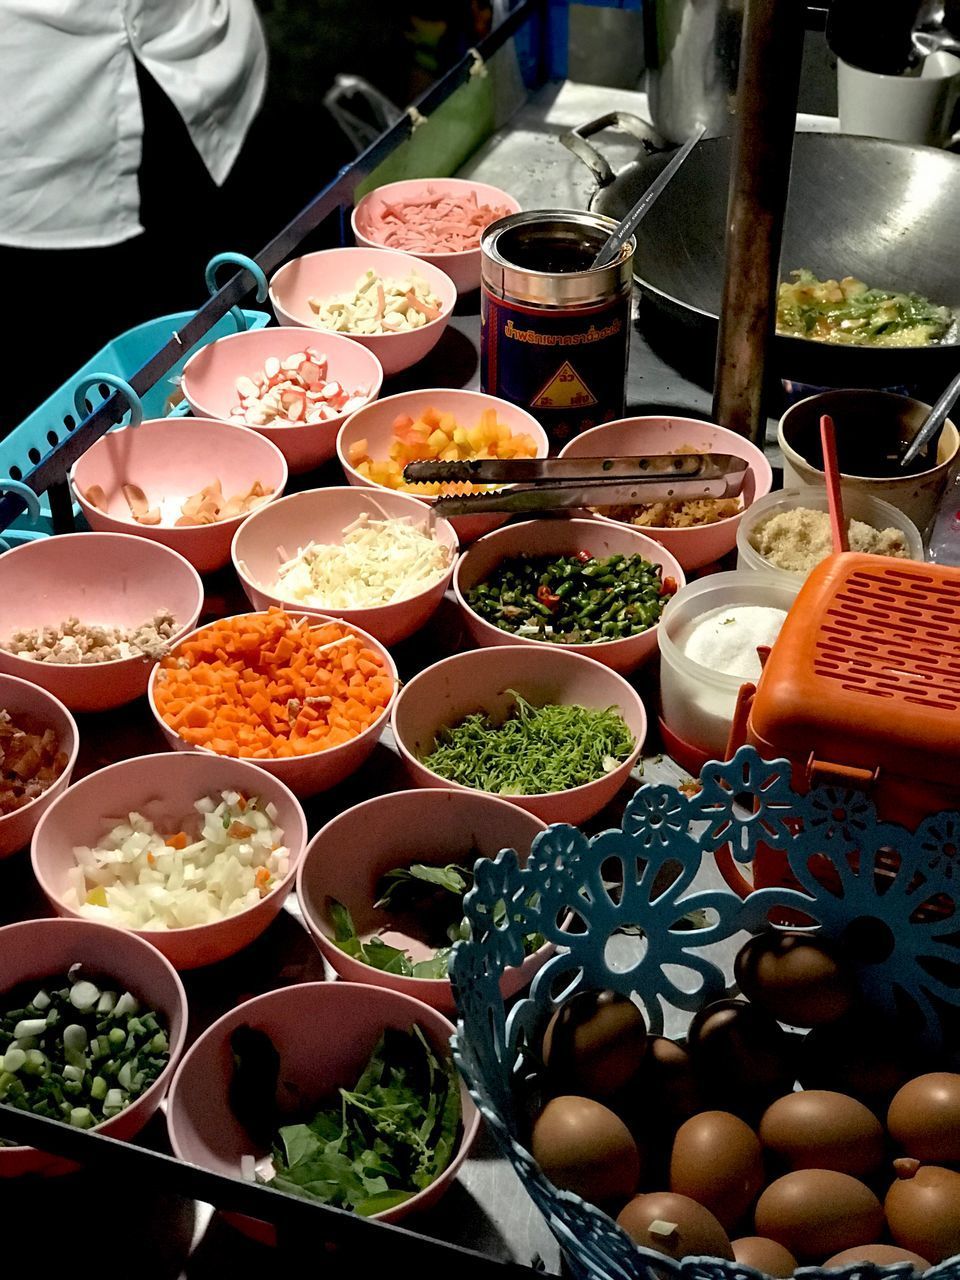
391, 646, 647, 825
31, 752, 308, 969
166, 981, 479, 1242
0, 533, 204, 712
269, 247, 457, 378
0, 917, 188, 1177
453, 517, 686, 675
351, 178, 521, 294
231, 486, 459, 647
337, 388, 550, 544
297, 789, 550, 1013
147, 612, 398, 799
558, 416, 774, 571
71, 418, 289, 573
0, 674, 79, 859
180, 327, 384, 475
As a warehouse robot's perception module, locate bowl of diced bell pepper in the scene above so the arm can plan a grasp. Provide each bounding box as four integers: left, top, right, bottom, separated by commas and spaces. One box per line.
336, 388, 549, 543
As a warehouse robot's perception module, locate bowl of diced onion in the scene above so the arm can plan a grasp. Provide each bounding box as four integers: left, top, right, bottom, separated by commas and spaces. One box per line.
180, 326, 384, 475
30, 752, 309, 970
268, 247, 457, 377
231, 486, 459, 647
0, 916, 188, 1177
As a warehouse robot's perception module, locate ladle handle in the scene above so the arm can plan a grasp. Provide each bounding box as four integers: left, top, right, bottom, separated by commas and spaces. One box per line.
821, 413, 848, 554
900, 367, 960, 468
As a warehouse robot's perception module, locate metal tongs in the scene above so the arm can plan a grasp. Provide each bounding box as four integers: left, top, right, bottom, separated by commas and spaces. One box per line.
404, 453, 750, 516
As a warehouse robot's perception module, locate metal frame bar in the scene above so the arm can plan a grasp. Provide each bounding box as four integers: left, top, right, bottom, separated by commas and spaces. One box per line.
0, 0, 545, 537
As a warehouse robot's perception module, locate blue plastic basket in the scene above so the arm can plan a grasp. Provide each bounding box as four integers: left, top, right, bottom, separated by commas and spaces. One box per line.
450, 746, 960, 1280
0, 306, 270, 547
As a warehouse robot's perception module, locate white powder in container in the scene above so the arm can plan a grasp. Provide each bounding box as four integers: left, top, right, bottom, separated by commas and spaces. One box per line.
675, 605, 788, 680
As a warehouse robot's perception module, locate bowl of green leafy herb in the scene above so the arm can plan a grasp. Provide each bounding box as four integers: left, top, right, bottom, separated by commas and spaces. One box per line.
165, 981, 478, 1242
391, 646, 647, 825
297, 788, 551, 1012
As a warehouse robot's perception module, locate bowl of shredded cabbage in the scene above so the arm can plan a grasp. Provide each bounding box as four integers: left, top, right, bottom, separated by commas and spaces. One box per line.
232, 486, 458, 647
31, 752, 309, 969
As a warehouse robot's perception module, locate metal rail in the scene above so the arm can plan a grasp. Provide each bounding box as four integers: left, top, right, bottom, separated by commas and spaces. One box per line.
0, 1104, 542, 1273
0, 0, 544, 537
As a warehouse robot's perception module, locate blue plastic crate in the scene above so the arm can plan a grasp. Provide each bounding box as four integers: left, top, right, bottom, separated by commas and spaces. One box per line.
451, 746, 960, 1280
0, 306, 270, 546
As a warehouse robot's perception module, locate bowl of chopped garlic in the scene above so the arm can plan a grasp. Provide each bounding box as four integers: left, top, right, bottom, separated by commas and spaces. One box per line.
0, 673, 79, 859
71, 418, 289, 573
269, 247, 457, 377
231, 486, 458, 646
558, 416, 773, 571
735, 487, 924, 584
0, 533, 204, 712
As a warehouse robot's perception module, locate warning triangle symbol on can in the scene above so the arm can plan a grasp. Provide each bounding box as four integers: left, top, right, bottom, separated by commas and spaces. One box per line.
530, 360, 598, 410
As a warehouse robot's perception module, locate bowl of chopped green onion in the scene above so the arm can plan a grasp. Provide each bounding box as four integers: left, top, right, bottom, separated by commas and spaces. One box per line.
297, 788, 551, 1012
166, 981, 478, 1241
0, 917, 187, 1176
391, 646, 647, 825
453, 517, 685, 674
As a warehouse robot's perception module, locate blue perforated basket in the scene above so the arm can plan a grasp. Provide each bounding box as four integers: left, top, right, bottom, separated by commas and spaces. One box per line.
0, 306, 270, 547
450, 746, 960, 1280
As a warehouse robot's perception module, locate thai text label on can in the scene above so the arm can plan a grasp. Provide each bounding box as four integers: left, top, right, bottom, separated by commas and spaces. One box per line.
480, 210, 634, 450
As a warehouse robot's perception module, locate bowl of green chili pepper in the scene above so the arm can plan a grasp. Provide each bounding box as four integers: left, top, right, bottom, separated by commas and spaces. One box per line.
391, 645, 647, 825
453, 517, 685, 674
297, 788, 550, 1013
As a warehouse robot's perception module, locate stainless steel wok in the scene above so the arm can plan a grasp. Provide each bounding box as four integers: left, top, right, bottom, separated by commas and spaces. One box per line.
565, 121, 960, 389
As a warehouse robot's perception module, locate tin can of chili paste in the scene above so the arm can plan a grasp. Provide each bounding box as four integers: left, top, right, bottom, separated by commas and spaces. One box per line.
480, 210, 634, 450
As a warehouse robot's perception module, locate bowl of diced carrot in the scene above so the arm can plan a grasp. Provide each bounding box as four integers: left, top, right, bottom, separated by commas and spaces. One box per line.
352, 178, 520, 294
336, 388, 549, 543
147, 608, 398, 798
269, 247, 457, 378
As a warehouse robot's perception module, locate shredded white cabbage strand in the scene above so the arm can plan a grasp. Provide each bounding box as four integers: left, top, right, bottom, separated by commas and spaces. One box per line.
67, 791, 290, 930
273, 513, 452, 609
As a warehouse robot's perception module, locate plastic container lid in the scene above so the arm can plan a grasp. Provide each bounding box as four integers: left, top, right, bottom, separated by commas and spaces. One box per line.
658, 570, 801, 758
736, 487, 924, 585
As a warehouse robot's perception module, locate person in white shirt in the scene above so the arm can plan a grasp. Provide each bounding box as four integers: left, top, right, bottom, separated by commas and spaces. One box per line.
0, 0, 268, 431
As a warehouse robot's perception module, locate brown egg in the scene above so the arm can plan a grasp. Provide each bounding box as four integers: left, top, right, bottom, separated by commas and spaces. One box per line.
687, 999, 796, 1120
887, 1073, 960, 1163
885, 1163, 960, 1264
642, 1036, 702, 1124
736, 931, 855, 1028
754, 1169, 884, 1261
759, 1090, 884, 1179
732, 1237, 799, 1276
617, 1191, 734, 1261
531, 1095, 641, 1205
542, 990, 647, 1101
824, 1244, 932, 1270
797, 1016, 917, 1112
670, 1111, 765, 1230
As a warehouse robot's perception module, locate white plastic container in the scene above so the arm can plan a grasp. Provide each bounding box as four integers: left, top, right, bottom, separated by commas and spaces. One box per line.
658, 571, 800, 758
736, 488, 924, 586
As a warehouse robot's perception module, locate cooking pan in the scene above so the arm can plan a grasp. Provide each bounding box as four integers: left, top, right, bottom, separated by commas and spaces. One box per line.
563, 118, 960, 390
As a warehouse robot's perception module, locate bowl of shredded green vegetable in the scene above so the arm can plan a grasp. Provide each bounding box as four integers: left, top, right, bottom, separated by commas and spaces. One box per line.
297, 788, 551, 1012
391, 646, 647, 825
0, 917, 188, 1176
454, 517, 684, 674
166, 980, 478, 1241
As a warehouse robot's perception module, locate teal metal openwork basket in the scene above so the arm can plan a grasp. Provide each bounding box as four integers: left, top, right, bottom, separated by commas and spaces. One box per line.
451, 746, 960, 1280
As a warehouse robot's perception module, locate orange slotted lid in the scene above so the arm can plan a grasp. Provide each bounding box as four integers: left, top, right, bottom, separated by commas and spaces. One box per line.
749, 553, 960, 785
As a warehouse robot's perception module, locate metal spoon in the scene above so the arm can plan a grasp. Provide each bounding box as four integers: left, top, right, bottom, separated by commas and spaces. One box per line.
591, 125, 706, 270
900, 367, 960, 469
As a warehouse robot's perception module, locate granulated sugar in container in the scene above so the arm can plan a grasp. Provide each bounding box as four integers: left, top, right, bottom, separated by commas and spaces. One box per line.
480, 211, 633, 451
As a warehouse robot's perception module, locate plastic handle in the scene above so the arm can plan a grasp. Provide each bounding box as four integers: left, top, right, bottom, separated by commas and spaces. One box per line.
205, 252, 269, 333
72, 373, 144, 432
0, 478, 41, 526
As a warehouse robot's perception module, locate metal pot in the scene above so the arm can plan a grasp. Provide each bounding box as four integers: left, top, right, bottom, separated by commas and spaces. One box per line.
561, 120, 960, 394
643, 0, 744, 144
